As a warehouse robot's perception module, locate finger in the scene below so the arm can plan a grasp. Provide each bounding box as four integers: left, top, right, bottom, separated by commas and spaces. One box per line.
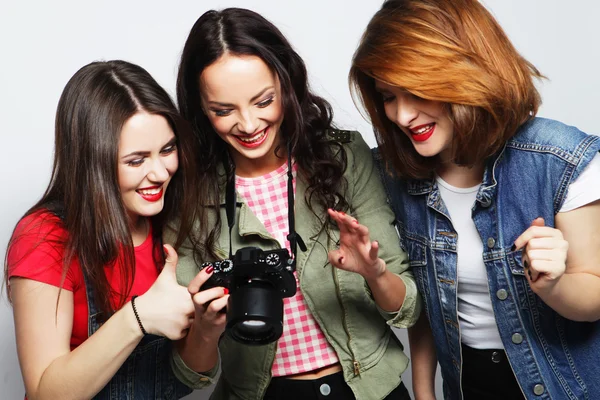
529, 259, 564, 281
162, 244, 179, 275
204, 295, 230, 316
531, 217, 545, 227
368, 240, 380, 261
192, 287, 228, 307
522, 257, 536, 282
526, 248, 566, 263
188, 266, 214, 295
525, 237, 568, 251
513, 226, 563, 250
328, 209, 359, 235
328, 249, 345, 267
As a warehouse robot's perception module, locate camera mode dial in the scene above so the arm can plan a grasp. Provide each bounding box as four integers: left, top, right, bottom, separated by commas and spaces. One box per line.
265, 253, 281, 267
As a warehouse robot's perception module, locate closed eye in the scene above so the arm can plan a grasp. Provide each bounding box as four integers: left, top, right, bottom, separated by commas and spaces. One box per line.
257, 97, 274, 108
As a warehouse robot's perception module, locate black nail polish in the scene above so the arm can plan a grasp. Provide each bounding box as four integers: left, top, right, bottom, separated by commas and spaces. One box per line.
528, 270, 533, 280
511, 244, 517, 252
524, 260, 529, 269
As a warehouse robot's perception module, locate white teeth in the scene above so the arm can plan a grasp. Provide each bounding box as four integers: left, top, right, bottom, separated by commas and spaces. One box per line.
238, 130, 266, 143
413, 123, 434, 135
138, 188, 161, 195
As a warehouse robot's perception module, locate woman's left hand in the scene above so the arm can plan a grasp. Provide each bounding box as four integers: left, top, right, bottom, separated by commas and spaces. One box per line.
327, 209, 386, 280
514, 217, 569, 295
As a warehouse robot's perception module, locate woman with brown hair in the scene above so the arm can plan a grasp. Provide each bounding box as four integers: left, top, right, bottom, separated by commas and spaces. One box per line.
168, 7, 421, 400
350, 0, 600, 399
4, 60, 217, 399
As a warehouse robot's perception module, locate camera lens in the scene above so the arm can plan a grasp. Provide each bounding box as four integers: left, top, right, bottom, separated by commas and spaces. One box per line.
226, 282, 283, 345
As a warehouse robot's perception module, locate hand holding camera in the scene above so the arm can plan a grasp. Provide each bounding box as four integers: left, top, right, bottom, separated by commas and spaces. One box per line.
198, 247, 297, 345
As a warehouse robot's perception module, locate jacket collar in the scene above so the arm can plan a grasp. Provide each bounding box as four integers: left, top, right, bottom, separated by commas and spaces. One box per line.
405, 145, 506, 207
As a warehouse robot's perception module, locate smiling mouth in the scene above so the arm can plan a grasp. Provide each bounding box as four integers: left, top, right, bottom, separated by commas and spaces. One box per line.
136, 187, 164, 202
410, 123, 435, 142
235, 127, 269, 148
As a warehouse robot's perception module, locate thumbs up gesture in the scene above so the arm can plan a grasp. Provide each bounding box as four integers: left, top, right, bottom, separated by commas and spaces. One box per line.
132, 244, 195, 340
513, 217, 569, 295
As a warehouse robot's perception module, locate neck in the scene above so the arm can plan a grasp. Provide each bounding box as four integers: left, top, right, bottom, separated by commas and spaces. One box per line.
233, 153, 288, 178
129, 216, 149, 246
437, 162, 485, 188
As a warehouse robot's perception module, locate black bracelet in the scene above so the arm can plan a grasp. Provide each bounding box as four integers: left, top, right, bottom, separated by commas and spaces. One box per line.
131, 295, 147, 335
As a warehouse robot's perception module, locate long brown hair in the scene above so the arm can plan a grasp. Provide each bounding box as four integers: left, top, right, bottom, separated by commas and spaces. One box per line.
350, 0, 543, 179
177, 8, 349, 259
5, 60, 200, 317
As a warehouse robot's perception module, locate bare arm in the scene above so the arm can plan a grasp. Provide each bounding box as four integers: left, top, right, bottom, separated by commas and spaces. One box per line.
409, 313, 438, 400
176, 267, 227, 374
515, 200, 600, 321
12, 245, 194, 400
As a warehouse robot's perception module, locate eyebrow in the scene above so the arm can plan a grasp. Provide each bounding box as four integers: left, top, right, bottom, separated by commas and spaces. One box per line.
206, 86, 274, 107
121, 137, 177, 159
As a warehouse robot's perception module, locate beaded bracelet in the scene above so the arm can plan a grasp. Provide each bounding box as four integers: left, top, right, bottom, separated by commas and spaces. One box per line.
131, 295, 147, 335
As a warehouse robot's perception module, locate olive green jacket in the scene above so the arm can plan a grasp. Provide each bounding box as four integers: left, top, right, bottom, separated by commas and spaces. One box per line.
169, 131, 421, 399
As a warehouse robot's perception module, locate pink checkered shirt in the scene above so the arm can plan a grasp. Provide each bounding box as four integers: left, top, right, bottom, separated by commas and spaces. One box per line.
236, 162, 339, 377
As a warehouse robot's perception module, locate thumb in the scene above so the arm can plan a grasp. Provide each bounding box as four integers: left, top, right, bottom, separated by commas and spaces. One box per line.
531, 217, 545, 227
161, 244, 179, 276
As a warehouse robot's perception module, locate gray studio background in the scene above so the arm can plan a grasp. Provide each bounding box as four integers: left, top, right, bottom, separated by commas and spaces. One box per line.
1, 1, 599, 398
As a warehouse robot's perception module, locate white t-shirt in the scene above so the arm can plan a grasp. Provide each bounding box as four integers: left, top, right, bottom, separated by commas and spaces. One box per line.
437, 153, 600, 349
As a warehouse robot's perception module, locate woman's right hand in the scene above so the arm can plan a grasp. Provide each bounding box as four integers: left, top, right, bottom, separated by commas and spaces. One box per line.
134, 244, 195, 340
186, 265, 229, 342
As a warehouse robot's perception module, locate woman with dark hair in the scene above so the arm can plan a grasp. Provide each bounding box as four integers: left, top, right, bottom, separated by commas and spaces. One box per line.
4, 60, 213, 399
350, 0, 600, 399
169, 7, 421, 400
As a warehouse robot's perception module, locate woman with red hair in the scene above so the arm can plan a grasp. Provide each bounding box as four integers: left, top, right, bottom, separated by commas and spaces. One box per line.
351, 1, 600, 399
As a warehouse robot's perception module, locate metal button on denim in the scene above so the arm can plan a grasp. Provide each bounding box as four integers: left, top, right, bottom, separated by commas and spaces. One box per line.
320, 383, 331, 396
533, 384, 545, 395
512, 333, 523, 344
491, 351, 502, 363
487, 237, 496, 248
496, 289, 508, 300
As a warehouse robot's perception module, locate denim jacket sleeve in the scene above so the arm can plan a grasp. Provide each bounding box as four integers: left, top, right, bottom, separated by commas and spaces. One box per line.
347, 132, 422, 328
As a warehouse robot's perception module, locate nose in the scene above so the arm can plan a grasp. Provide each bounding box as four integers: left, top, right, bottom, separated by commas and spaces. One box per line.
394, 94, 419, 128
147, 157, 170, 183
237, 109, 259, 135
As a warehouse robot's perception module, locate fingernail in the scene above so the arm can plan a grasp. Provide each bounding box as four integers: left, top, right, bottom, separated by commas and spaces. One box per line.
223, 288, 229, 295
528, 270, 533, 280
338, 256, 344, 264
339, 211, 345, 216
510, 244, 516, 252
353, 220, 359, 224
524, 260, 529, 269
205, 266, 214, 274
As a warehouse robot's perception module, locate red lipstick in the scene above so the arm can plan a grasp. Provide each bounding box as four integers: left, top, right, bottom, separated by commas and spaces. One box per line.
137, 187, 164, 202
235, 127, 269, 149
410, 123, 435, 142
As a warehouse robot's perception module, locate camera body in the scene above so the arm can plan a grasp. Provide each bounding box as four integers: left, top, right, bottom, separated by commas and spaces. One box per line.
200, 247, 297, 345
200, 247, 296, 297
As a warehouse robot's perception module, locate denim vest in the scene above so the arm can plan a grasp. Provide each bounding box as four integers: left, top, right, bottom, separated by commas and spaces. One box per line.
375, 118, 600, 400
83, 271, 192, 399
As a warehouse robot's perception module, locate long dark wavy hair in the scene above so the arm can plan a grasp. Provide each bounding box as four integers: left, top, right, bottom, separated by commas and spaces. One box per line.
4, 60, 200, 317
177, 8, 349, 259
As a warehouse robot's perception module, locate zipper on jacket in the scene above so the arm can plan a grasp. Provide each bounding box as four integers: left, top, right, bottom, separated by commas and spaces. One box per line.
332, 267, 361, 376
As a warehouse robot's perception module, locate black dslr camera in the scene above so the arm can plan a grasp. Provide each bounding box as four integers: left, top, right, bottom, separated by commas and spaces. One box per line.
200, 247, 297, 345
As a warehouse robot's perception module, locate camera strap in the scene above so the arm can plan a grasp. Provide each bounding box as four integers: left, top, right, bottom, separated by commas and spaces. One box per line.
224, 142, 306, 262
